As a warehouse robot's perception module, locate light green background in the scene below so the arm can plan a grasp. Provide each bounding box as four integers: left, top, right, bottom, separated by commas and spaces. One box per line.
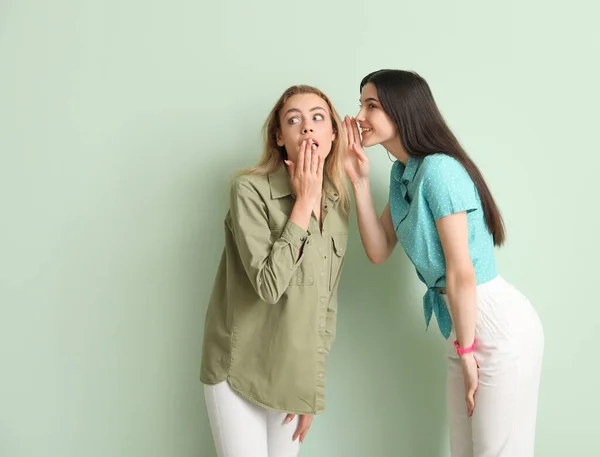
1, 0, 598, 456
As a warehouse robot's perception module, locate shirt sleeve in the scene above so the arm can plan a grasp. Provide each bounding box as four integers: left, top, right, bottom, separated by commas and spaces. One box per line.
229, 177, 308, 304
422, 155, 479, 220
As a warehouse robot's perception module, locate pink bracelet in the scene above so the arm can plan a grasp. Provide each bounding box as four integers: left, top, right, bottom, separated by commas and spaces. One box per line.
454, 339, 476, 356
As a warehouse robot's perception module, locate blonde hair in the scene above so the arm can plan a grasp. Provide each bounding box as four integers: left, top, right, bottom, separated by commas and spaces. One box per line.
240, 85, 350, 213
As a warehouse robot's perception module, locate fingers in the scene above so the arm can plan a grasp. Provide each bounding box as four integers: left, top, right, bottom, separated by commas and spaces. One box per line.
466, 394, 475, 417
296, 141, 306, 176
310, 142, 319, 175
292, 415, 313, 442
466, 386, 477, 416
284, 413, 295, 424
317, 151, 324, 179
292, 421, 302, 441
300, 429, 309, 443
303, 140, 313, 174
284, 160, 295, 178
343, 115, 367, 163
352, 142, 368, 163
300, 415, 313, 443
351, 117, 362, 146
345, 116, 355, 147
291, 415, 301, 441
297, 139, 320, 178
351, 118, 368, 162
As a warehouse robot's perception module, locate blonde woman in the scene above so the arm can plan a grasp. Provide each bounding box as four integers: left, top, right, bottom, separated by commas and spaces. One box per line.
200, 85, 349, 457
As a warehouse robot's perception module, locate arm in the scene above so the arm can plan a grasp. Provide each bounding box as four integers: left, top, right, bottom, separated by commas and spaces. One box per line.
436, 212, 477, 349
229, 179, 311, 304
343, 117, 397, 264
425, 155, 480, 416
352, 181, 397, 264
437, 211, 479, 417
424, 155, 480, 347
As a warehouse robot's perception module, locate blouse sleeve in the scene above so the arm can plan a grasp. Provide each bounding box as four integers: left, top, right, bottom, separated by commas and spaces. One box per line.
422, 155, 479, 220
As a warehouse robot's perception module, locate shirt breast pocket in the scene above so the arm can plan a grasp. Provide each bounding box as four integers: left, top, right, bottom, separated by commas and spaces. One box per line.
329, 233, 347, 291
270, 227, 313, 287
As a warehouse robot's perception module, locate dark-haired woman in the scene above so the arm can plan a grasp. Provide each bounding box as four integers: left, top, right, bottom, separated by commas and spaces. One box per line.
343, 69, 544, 457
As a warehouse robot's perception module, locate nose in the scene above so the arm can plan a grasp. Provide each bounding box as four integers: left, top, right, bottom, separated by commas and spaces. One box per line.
301, 117, 315, 134
356, 106, 366, 122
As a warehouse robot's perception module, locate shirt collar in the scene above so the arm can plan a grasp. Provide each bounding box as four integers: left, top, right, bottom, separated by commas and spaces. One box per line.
268, 165, 292, 199
393, 156, 421, 184
323, 179, 340, 203
268, 164, 340, 203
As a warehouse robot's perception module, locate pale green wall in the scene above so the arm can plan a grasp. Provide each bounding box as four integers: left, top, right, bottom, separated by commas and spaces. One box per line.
1, 0, 598, 456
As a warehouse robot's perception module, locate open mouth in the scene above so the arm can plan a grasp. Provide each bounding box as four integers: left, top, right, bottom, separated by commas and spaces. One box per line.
304, 139, 319, 149
361, 127, 373, 135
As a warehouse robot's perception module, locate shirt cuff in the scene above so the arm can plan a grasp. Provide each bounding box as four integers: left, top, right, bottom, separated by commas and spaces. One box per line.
280, 220, 309, 251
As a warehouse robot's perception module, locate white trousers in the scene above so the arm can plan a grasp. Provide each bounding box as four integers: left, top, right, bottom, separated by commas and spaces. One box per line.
204, 381, 301, 457
444, 276, 544, 457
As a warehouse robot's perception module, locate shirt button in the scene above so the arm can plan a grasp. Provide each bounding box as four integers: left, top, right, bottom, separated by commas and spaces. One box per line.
320, 297, 326, 303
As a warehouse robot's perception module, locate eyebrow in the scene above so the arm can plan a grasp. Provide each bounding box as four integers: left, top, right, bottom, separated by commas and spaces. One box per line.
283, 106, 328, 117
360, 97, 379, 103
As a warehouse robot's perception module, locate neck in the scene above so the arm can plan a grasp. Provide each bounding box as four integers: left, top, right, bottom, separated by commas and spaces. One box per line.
382, 136, 410, 164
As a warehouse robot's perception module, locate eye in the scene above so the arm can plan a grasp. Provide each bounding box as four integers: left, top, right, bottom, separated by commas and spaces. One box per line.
288, 116, 300, 125
368, 103, 376, 109
314, 113, 325, 121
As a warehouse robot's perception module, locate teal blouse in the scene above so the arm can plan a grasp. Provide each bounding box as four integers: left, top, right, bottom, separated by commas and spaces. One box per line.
389, 154, 498, 339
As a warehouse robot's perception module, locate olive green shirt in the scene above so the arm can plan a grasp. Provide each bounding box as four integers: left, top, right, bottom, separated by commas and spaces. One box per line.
200, 164, 349, 414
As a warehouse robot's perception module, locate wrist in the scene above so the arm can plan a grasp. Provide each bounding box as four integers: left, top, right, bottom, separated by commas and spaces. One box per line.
351, 178, 370, 191
459, 352, 475, 363
294, 197, 314, 212
454, 339, 476, 357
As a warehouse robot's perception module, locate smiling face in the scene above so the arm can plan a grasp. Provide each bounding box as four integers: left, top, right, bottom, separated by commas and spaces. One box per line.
276, 93, 337, 162
355, 82, 399, 149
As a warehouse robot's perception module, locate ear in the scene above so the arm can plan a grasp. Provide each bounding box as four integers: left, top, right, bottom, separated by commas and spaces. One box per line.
276, 130, 285, 147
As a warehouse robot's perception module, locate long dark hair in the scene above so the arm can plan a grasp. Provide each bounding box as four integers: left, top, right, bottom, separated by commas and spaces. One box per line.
361, 69, 506, 246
